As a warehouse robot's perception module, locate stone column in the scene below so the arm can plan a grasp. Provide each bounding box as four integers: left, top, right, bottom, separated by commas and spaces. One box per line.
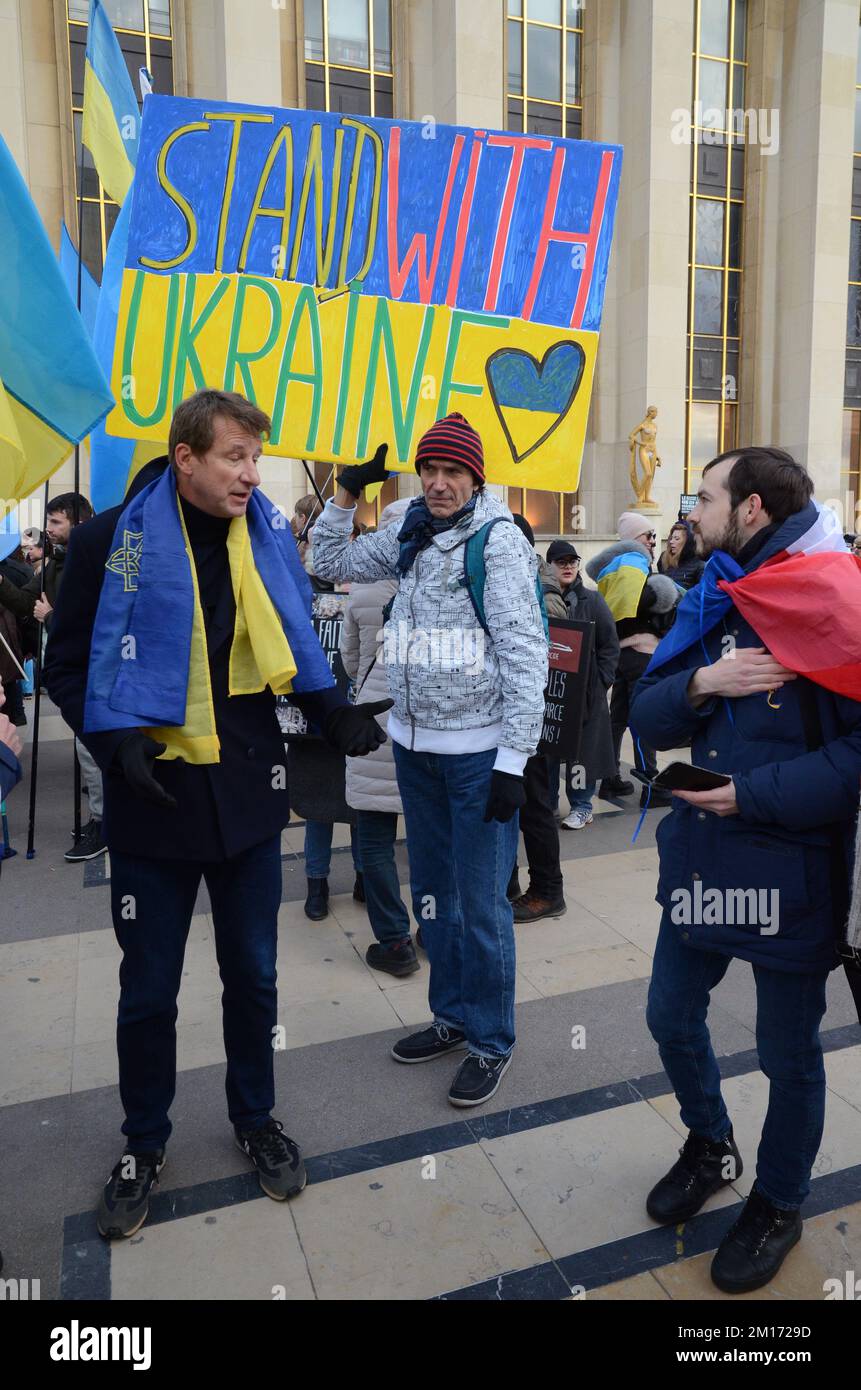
743, 0, 856, 506
580, 0, 693, 548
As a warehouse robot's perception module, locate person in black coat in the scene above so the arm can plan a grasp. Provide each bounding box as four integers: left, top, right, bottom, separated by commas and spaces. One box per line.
550, 545, 620, 829
44, 390, 390, 1241
658, 520, 705, 589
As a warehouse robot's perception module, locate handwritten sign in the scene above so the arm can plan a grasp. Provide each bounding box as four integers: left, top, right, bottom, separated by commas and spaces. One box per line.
537, 618, 592, 760
108, 96, 622, 491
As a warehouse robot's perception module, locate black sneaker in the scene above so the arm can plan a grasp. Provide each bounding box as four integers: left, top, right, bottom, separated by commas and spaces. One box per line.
64, 818, 107, 862
391, 1021, 467, 1064
97, 1149, 165, 1239
353, 872, 366, 904
711, 1188, 802, 1294
415, 925, 425, 952
647, 1127, 743, 1224
304, 876, 329, 921
235, 1118, 306, 1201
448, 1052, 512, 1107
366, 938, 420, 977
599, 775, 635, 798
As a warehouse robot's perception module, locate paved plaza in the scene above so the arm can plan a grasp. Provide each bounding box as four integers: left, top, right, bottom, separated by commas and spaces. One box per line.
1, 705, 859, 1302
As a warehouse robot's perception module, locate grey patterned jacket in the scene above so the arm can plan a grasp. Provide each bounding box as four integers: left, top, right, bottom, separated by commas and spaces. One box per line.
311, 491, 548, 761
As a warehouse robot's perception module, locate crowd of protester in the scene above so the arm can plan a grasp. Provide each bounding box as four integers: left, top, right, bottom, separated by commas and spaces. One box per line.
1, 389, 860, 1298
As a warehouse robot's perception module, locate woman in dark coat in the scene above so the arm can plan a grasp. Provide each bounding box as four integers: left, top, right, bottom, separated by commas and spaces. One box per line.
658, 520, 704, 590
545, 543, 620, 829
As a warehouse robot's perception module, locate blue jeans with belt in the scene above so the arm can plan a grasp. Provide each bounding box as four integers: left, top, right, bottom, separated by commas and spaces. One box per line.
646, 911, 829, 1210
393, 743, 518, 1059
109, 836, 283, 1150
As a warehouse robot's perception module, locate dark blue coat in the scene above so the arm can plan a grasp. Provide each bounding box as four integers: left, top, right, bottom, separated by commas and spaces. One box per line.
630, 506, 861, 974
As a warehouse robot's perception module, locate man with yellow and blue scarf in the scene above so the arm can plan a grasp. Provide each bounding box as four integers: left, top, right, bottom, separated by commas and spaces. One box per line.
45, 390, 391, 1239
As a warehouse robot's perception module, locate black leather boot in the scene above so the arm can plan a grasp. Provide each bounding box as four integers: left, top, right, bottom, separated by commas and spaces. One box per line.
304, 877, 329, 921
711, 1188, 802, 1293
647, 1127, 743, 1224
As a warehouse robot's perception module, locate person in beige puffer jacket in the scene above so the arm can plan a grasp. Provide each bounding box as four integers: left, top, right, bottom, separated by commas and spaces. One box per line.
339, 498, 420, 978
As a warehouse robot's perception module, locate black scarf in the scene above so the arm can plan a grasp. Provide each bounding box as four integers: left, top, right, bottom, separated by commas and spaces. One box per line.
395, 495, 478, 576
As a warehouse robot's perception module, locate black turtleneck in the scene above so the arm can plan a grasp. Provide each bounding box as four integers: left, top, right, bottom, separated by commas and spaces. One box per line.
179, 494, 234, 647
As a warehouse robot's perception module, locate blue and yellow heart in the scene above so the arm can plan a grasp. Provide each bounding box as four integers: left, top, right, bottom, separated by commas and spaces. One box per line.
486, 341, 586, 464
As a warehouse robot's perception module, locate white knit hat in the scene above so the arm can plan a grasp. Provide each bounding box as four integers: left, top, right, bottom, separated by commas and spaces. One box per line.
617, 511, 653, 542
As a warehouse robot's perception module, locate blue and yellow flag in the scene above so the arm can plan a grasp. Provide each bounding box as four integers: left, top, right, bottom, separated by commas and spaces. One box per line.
0, 134, 113, 517
82, 0, 140, 206
595, 549, 651, 621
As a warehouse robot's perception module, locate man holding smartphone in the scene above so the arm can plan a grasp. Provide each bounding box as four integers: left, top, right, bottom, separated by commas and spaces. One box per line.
630, 447, 861, 1295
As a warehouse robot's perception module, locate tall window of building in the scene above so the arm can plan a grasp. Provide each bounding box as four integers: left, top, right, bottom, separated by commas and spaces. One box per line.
304, 0, 393, 117
843, 7, 861, 530
305, 1, 394, 522
67, 1, 173, 281
685, 0, 747, 488
506, 0, 583, 139
505, 1, 583, 535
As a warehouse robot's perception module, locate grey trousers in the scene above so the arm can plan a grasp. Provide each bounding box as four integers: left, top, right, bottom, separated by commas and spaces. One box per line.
75, 738, 103, 820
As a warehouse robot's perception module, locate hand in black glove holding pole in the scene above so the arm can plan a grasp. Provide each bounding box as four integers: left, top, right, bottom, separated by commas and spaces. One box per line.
336, 443, 389, 500
324, 699, 393, 756
113, 732, 178, 808
483, 770, 526, 823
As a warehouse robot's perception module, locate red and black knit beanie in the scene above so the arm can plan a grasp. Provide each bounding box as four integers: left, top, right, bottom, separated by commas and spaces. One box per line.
414, 412, 485, 485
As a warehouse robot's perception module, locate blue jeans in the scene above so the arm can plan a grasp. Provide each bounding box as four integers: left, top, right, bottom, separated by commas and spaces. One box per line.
548, 760, 596, 813
356, 809, 411, 945
393, 743, 518, 1059
109, 836, 283, 1149
646, 911, 829, 1210
304, 820, 360, 878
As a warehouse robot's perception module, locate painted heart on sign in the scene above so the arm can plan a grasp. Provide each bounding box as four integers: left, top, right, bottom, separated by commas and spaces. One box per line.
485, 341, 587, 464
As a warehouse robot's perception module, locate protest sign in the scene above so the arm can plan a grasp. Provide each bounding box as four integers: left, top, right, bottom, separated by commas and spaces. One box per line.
108, 96, 622, 492
537, 617, 592, 760
276, 588, 350, 739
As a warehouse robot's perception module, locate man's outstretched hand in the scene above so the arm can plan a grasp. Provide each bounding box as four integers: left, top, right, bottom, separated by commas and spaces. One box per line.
336, 444, 389, 500
114, 732, 178, 808
324, 699, 393, 756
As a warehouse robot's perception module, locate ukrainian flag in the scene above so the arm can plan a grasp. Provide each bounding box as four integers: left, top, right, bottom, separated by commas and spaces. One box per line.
0, 134, 113, 518
595, 550, 651, 621
82, 0, 140, 206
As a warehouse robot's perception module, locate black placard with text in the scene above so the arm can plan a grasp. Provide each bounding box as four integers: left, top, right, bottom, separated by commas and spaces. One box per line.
537, 617, 592, 760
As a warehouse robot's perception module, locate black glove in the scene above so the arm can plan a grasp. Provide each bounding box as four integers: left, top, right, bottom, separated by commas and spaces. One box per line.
323, 699, 393, 756
483, 770, 527, 824
113, 732, 178, 808
337, 443, 389, 499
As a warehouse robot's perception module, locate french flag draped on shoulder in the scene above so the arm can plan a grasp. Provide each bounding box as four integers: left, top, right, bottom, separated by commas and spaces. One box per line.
646, 501, 861, 701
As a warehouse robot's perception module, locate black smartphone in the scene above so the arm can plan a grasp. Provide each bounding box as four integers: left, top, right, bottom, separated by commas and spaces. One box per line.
632, 761, 731, 793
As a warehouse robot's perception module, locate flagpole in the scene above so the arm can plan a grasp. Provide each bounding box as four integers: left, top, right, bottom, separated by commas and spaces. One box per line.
69, 116, 89, 846
26, 482, 50, 858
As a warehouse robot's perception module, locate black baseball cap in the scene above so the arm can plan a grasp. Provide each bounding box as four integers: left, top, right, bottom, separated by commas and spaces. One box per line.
546, 540, 580, 564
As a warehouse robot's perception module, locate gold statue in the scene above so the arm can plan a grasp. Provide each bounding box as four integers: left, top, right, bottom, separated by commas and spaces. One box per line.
628, 405, 661, 508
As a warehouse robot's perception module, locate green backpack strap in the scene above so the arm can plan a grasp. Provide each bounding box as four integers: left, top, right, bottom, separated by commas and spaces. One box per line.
463, 519, 550, 639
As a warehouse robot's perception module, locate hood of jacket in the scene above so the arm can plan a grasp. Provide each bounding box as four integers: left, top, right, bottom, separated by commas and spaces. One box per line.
586, 537, 652, 582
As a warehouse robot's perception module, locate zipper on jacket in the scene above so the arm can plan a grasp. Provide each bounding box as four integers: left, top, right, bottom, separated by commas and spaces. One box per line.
405, 553, 419, 750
